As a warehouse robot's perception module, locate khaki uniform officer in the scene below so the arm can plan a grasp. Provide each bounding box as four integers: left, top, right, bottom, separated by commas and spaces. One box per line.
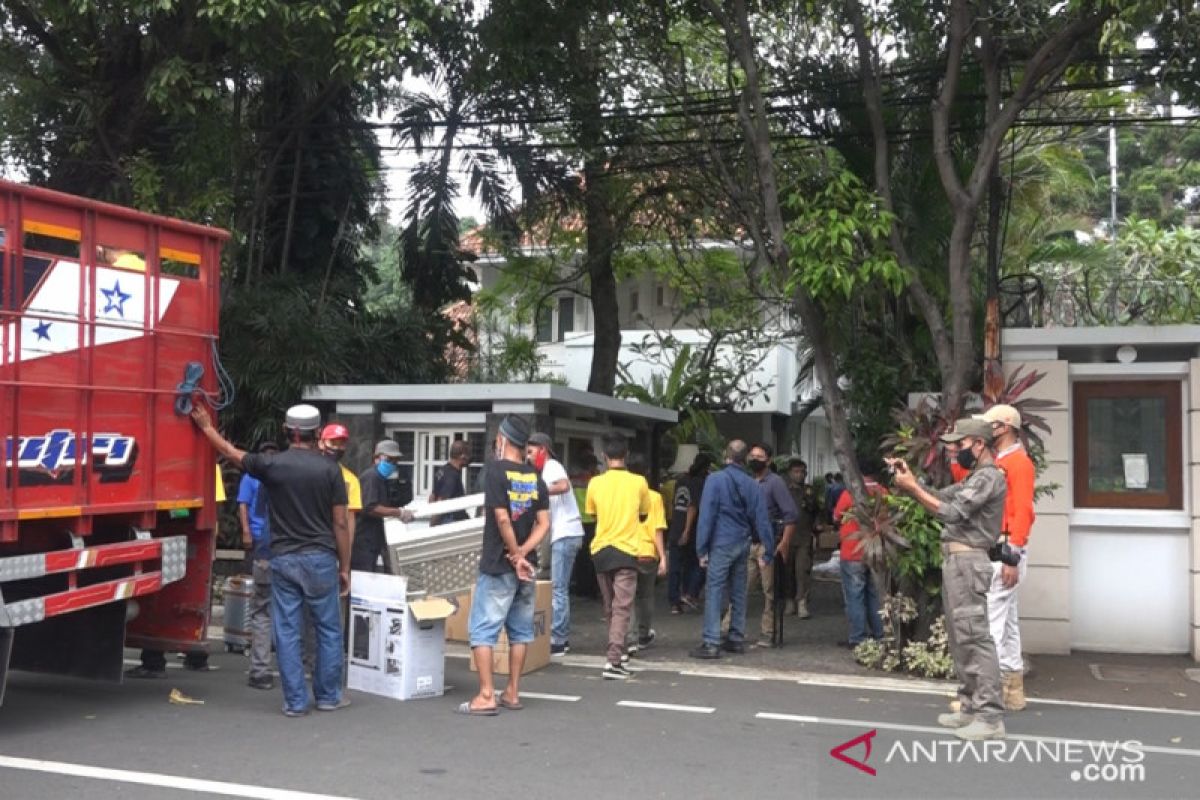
889, 417, 1007, 741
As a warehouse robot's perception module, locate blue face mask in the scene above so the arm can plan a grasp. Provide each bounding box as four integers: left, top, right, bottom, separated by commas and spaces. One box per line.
376, 460, 397, 479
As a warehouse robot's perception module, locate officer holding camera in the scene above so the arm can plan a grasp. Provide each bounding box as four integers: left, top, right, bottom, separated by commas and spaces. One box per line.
888, 417, 1007, 741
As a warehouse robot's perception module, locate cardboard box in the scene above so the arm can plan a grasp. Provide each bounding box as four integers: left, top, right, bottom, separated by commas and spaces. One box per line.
469, 579, 552, 675
443, 590, 471, 643
347, 571, 455, 701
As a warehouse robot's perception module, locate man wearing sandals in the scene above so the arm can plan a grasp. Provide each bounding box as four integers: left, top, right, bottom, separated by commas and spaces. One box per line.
460, 415, 550, 716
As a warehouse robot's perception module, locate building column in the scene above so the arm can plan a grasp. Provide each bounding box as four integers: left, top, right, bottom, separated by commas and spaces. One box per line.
1190, 360, 1200, 662
1013, 359, 1072, 655
332, 402, 379, 477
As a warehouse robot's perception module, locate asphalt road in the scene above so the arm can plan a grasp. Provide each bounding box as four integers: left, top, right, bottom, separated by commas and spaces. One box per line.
1, 648, 1198, 800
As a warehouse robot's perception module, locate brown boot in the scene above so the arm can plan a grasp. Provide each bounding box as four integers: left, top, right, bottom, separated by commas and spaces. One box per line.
1002, 671, 1027, 711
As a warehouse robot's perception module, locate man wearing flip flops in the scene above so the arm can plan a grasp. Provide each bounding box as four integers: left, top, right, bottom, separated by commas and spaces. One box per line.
459, 415, 550, 716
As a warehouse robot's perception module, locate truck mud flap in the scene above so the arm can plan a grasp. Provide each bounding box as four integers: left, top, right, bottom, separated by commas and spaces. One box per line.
5, 602, 126, 693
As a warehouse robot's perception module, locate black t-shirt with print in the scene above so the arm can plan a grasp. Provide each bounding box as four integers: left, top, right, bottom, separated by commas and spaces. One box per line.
667, 473, 705, 546
478, 458, 549, 576
242, 447, 348, 557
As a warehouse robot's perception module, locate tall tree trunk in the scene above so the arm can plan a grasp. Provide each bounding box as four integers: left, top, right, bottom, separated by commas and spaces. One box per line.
707, 0, 867, 500
584, 155, 621, 396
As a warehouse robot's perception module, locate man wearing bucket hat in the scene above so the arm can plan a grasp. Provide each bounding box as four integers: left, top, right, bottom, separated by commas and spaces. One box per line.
190, 402, 351, 717
354, 439, 416, 572
888, 417, 1007, 741
973, 404, 1036, 711
460, 415, 550, 715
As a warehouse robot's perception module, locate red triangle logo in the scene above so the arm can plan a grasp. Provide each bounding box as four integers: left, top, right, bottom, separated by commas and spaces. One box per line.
829, 729, 877, 776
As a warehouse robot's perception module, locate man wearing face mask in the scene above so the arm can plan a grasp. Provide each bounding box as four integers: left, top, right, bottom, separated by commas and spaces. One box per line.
889, 417, 1008, 741
320, 424, 362, 541
745, 443, 797, 648
354, 440, 415, 573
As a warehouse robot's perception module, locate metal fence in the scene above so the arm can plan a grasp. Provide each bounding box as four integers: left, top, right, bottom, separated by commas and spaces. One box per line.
1001, 270, 1200, 328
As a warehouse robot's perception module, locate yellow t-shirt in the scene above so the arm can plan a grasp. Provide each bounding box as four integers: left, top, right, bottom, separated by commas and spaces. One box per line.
585, 468, 650, 557
635, 489, 667, 558
340, 464, 363, 512
215, 465, 226, 503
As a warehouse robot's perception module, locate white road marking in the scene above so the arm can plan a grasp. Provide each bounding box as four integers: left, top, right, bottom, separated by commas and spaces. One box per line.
679, 670, 764, 681
0, 755, 359, 800
521, 691, 580, 702
1025, 696, 1200, 717
618, 700, 715, 714
121, 659, 221, 672
755, 712, 1200, 759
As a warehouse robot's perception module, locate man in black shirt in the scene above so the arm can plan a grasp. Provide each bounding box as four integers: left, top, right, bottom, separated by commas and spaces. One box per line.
667, 453, 711, 614
429, 439, 470, 526
191, 403, 350, 718
458, 415, 549, 716
354, 440, 415, 572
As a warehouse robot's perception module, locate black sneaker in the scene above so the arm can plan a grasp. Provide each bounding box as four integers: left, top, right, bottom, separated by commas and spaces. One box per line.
638, 629, 657, 649
248, 675, 275, 690
721, 639, 746, 655
602, 662, 632, 680
689, 643, 722, 660
124, 665, 167, 679
550, 643, 569, 657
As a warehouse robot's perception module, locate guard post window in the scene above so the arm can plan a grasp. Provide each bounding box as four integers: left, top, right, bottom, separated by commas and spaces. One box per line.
1072, 380, 1183, 509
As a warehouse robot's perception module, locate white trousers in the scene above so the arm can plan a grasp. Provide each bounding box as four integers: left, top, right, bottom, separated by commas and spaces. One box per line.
987, 548, 1027, 673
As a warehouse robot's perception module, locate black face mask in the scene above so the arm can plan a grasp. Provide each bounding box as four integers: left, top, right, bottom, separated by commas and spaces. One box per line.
324, 448, 346, 462
748, 459, 768, 474
955, 447, 977, 471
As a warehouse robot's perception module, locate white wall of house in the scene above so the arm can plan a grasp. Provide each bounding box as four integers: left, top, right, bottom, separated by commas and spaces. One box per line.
1003, 325, 1200, 660
469, 245, 833, 469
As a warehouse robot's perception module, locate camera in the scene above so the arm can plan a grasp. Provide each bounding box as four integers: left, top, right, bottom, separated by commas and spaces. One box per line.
988, 539, 1021, 566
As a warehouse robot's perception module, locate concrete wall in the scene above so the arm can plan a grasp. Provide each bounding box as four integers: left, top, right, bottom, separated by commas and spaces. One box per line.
1192, 359, 1200, 660
1007, 359, 1073, 654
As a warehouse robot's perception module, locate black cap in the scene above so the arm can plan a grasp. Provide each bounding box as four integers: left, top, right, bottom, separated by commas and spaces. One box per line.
527, 432, 555, 457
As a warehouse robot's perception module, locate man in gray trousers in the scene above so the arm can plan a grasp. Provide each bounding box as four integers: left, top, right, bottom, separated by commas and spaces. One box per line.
889, 417, 1008, 741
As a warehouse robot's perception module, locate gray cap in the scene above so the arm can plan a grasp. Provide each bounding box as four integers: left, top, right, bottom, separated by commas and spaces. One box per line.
375, 439, 402, 458
940, 417, 994, 443
527, 432, 555, 457
285, 404, 321, 431
497, 415, 530, 448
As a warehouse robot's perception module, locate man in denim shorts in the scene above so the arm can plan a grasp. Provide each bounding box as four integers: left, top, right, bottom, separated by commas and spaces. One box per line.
459, 415, 550, 716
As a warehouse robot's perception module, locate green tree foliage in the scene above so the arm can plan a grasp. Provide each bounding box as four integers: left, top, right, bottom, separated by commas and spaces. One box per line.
0, 0, 449, 445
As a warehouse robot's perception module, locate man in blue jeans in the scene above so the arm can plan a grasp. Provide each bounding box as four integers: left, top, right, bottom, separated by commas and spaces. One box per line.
525, 432, 585, 657
460, 415, 550, 715
832, 458, 886, 646
191, 403, 351, 717
690, 440, 774, 659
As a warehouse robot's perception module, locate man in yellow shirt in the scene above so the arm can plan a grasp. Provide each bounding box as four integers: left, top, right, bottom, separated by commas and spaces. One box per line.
627, 454, 667, 655
319, 424, 363, 538
585, 433, 650, 680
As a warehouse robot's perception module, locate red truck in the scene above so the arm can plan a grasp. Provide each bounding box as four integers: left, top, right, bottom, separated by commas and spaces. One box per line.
0, 179, 228, 703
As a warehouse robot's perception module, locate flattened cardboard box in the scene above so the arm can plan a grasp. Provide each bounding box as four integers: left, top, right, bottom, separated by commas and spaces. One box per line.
347, 571, 454, 701
469, 579, 551, 675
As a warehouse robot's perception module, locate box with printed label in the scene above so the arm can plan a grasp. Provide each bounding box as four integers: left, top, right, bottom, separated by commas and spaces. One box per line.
469, 579, 552, 675
347, 571, 455, 701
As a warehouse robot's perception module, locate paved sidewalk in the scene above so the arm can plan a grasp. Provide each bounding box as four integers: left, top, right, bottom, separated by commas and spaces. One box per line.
544, 573, 1200, 712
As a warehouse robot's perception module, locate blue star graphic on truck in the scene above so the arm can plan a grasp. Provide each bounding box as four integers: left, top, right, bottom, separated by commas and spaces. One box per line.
32, 321, 52, 341
101, 280, 132, 317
